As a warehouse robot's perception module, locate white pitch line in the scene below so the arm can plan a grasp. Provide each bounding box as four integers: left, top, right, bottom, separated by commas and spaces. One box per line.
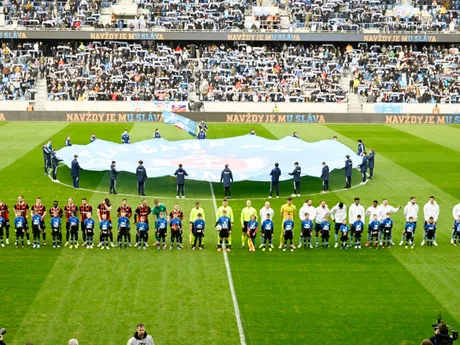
47, 166, 364, 201
209, 182, 247, 345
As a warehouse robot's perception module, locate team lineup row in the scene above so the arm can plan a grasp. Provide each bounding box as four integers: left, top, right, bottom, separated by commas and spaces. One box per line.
1, 195, 460, 251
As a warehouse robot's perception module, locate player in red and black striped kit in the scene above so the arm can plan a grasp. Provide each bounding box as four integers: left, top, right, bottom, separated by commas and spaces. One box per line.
117, 199, 133, 246
170, 203, 184, 247
97, 198, 115, 247
14, 196, 30, 245
64, 197, 79, 247
49, 200, 63, 220
31, 197, 47, 245
135, 199, 151, 246
0, 199, 10, 245
79, 198, 92, 247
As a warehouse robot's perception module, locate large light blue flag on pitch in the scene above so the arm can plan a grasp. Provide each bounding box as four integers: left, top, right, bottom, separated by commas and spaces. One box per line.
162, 111, 197, 137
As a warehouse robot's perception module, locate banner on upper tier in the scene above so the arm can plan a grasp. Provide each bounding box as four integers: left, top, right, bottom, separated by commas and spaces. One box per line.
56, 137, 361, 182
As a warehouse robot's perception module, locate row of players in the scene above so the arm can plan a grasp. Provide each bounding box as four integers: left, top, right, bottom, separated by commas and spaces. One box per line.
1, 196, 460, 251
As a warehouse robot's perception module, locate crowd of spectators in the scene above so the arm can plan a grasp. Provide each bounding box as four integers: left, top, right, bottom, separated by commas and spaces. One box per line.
351, 43, 460, 103
0, 42, 43, 100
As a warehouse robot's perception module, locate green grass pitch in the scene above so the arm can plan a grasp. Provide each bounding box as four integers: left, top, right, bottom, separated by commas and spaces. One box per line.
0, 121, 460, 345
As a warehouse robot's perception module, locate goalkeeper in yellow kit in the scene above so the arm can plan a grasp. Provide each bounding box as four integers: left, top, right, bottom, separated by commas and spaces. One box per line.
240, 200, 257, 248
279, 197, 297, 249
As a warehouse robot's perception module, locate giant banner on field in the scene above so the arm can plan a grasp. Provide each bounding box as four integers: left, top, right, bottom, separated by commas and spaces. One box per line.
56, 136, 361, 182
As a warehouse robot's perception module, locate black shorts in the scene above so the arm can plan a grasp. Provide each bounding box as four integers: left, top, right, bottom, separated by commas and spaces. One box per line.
350, 225, 356, 235
101, 231, 109, 238
70, 225, 78, 234
383, 230, 392, 238
248, 230, 257, 238
219, 229, 229, 238
370, 231, 379, 238
284, 231, 293, 240
66, 222, 70, 231
242, 221, 249, 233
315, 223, 322, 233
426, 230, 435, 239
158, 229, 167, 238
86, 227, 94, 234
5, 220, 10, 228
81, 222, 86, 232
16, 227, 25, 237
24, 219, 29, 230
171, 230, 181, 239
405, 231, 413, 240
40, 220, 46, 230
321, 230, 330, 239
334, 222, 341, 233
340, 234, 349, 241
301, 228, 311, 238
194, 230, 204, 238
454, 232, 460, 239
52, 227, 61, 234
138, 231, 147, 239
264, 230, 273, 240
119, 227, 128, 236
354, 231, 362, 239
32, 225, 41, 234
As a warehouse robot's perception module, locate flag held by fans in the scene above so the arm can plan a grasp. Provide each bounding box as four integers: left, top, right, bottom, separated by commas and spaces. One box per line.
162, 111, 197, 137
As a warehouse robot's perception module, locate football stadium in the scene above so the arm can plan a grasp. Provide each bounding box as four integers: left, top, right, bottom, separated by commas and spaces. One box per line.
0, 1, 460, 345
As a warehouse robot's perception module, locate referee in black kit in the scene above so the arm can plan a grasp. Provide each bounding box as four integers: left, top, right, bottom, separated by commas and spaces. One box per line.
136, 160, 148, 196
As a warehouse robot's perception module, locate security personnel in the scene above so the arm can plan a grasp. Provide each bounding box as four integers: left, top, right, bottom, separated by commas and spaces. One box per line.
289, 162, 301, 197
344, 155, 352, 188
71, 154, 81, 189
220, 164, 233, 198
269, 163, 281, 199
136, 160, 147, 196
320, 162, 329, 194
109, 161, 119, 194
368, 149, 375, 179
65, 136, 72, 146
358, 152, 368, 185
42, 144, 51, 174
174, 163, 188, 199
51, 149, 62, 182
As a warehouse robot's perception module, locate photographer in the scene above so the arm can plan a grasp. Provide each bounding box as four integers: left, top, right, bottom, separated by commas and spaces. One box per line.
430, 323, 454, 345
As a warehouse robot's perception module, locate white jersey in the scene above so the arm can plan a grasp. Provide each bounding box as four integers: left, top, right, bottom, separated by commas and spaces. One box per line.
127, 335, 154, 345
330, 204, 347, 223
366, 205, 382, 223
349, 203, 366, 224
315, 205, 330, 223
379, 204, 400, 221
423, 202, 440, 222
299, 203, 316, 221
453, 203, 460, 220
404, 202, 419, 221
259, 207, 274, 221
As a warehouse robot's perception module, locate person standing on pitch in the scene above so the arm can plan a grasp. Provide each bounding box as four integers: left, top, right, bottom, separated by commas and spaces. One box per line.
220, 164, 233, 198
90, 133, 97, 142
403, 196, 419, 245
320, 162, 329, 194
197, 128, 207, 140
358, 151, 368, 185
240, 200, 257, 248
216, 199, 234, 248
452, 202, 460, 244
154, 129, 161, 138
422, 196, 439, 246
174, 163, 188, 199
199, 119, 208, 132
280, 197, 297, 248
344, 155, 352, 188
71, 154, 81, 189
365, 200, 382, 245
314, 201, 329, 248
289, 162, 301, 197
136, 160, 147, 196
189, 201, 205, 246
51, 149, 62, 182
259, 202, 274, 248
298, 199, 316, 248
330, 202, 347, 248
121, 129, 131, 144
380, 199, 401, 245
349, 197, 365, 247
65, 136, 72, 147
269, 163, 281, 198
109, 161, 119, 194
357, 139, 365, 156
368, 149, 375, 179
42, 143, 52, 175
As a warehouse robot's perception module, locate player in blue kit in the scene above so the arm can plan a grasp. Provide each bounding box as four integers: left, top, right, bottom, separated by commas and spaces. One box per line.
117, 211, 130, 249
320, 216, 331, 248
84, 212, 95, 249
353, 215, 364, 249
192, 213, 205, 250
424, 217, 437, 247
14, 212, 26, 248
403, 216, 416, 249
282, 214, 295, 252
301, 213, 313, 249
31, 210, 42, 249
247, 214, 258, 252
50, 212, 62, 248
261, 213, 274, 252
381, 213, 394, 248
137, 216, 149, 250
452, 217, 460, 246
368, 214, 381, 248
216, 209, 232, 252
99, 214, 111, 250
68, 212, 80, 249
339, 219, 349, 250
170, 213, 182, 250
156, 211, 168, 250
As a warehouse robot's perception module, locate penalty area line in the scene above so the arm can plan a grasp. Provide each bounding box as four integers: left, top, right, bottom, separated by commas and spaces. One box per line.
209, 182, 247, 345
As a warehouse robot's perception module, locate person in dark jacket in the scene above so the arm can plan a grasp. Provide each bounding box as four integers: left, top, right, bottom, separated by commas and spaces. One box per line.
71, 154, 81, 188
344, 155, 352, 188
368, 149, 375, 179
220, 164, 233, 198
320, 162, 330, 193
358, 152, 368, 184
269, 162, 281, 198
65, 136, 72, 146
42, 144, 51, 174
174, 163, 188, 199
136, 160, 148, 196
288, 162, 301, 197
109, 161, 119, 194
51, 149, 62, 182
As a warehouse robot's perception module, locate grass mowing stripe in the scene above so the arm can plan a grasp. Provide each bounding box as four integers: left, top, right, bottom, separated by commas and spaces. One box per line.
390, 124, 460, 153
209, 182, 247, 345
0, 122, 69, 171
